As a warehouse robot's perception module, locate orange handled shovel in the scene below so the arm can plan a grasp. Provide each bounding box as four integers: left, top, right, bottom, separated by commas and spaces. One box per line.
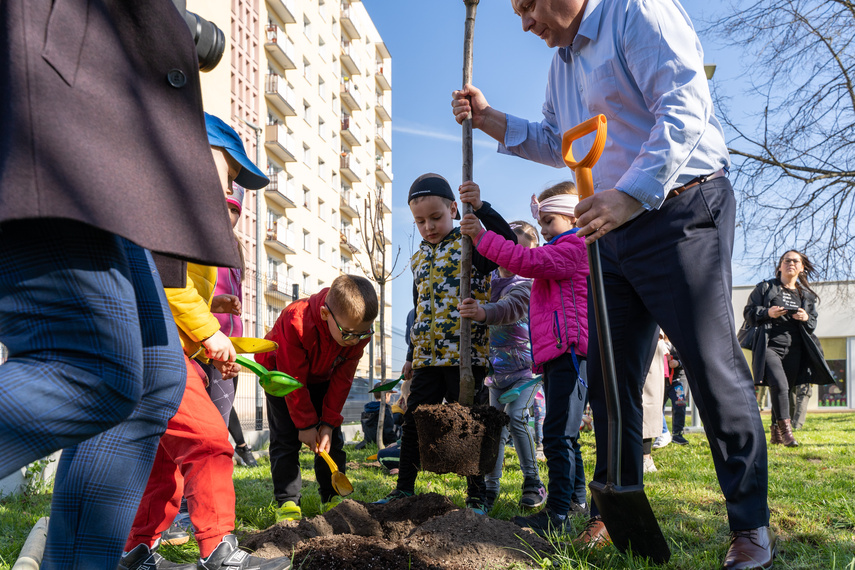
562, 115, 670, 564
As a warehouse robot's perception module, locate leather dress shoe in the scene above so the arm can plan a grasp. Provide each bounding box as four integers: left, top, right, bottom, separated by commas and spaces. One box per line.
723, 526, 777, 569
572, 516, 611, 549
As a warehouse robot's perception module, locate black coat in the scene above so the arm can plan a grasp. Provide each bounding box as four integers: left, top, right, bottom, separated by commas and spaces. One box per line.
743, 278, 836, 387
0, 0, 239, 269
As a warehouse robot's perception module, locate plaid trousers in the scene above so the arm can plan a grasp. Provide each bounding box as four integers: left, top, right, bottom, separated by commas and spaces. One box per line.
0, 219, 186, 569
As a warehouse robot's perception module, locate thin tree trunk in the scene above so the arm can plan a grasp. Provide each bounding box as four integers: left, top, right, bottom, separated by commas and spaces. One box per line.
458, 0, 479, 407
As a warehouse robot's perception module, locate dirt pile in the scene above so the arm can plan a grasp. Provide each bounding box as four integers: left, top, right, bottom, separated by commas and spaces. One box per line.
242, 493, 551, 570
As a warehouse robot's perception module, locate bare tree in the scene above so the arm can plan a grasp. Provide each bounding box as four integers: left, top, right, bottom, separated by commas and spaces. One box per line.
706, 1, 855, 279
357, 188, 405, 447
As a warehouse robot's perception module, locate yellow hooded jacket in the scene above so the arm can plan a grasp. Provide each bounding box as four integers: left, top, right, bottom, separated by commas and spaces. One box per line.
165, 263, 220, 360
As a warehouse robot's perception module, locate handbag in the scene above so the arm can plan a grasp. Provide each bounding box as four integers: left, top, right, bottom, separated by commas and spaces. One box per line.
736, 320, 757, 349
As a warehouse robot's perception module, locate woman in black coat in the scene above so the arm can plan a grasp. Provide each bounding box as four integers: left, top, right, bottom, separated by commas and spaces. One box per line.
743, 250, 835, 447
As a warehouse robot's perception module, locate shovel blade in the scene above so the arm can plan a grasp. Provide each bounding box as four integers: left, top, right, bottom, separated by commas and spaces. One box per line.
370, 375, 404, 393
332, 472, 354, 497
497, 389, 520, 404
589, 481, 670, 564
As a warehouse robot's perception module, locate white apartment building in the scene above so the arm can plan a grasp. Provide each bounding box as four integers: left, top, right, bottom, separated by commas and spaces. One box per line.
188, 0, 394, 424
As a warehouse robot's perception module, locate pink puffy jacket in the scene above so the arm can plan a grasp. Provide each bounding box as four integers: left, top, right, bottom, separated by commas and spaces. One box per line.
475, 228, 589, 369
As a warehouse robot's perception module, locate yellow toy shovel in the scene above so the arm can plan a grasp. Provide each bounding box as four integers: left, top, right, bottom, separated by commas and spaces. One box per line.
317, 450, 353, 497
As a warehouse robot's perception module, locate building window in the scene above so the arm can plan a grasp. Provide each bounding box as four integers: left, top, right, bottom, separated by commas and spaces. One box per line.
303, 187, 311, 209
303, 101, 312, 125
303, 230, 311, 252
318, 239, 327, 261
318, 77, 327, 100
302, 273, 311, 295
303, 58, 312, 83
318, 117, 327, 140
318, 158, 327, 181
303, 16, 312, 39
303, 144, 311, 164
318, 199, 327, 220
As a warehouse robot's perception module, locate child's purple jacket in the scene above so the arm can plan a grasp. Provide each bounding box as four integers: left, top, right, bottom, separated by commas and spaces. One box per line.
475, 228, 589, 370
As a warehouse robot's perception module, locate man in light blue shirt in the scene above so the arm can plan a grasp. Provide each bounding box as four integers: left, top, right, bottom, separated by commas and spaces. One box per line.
452, 1, 774, 568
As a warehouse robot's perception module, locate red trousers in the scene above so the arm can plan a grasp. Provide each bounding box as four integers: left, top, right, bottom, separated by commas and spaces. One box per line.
125, 357, 235, 557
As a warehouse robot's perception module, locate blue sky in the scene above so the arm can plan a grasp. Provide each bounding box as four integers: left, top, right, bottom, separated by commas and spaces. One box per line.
360, 1, 752, 370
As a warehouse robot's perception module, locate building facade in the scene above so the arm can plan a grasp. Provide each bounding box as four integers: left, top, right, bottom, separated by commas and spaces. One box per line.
187, 0, 394, 426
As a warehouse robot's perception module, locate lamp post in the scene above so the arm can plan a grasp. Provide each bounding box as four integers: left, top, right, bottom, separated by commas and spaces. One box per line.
241, 118, 265, 431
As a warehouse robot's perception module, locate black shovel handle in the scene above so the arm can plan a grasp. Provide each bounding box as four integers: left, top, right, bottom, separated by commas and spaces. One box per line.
588, 239, 621, 486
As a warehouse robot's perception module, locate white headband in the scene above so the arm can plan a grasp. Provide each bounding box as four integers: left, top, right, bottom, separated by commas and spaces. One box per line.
530, 194, 579, 221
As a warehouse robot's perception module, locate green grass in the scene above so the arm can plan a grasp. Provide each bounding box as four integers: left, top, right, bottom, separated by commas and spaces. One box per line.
2, 412, 854, 569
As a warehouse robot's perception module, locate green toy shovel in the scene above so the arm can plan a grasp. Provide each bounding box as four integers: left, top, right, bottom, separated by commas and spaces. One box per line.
235, 355, 302, 398
497, 376, 543, 404
369, 374, 405, 393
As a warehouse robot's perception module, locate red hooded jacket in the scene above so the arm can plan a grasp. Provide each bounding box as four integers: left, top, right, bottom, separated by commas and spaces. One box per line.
256, 289, 369, 429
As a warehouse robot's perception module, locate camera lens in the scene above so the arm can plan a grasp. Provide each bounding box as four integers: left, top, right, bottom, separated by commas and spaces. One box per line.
183, 10, 225, 72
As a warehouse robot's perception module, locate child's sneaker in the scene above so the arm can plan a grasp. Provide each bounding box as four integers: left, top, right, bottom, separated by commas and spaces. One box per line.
519, 482, 547, 509
465, 497, 489, 516
160, 521, 191, 546
372, 489, 413, 504
198, 535, 291, 570
569, 501, 589, 517
321, 495, 343, 513
234, 444, 258, 467
672, 433, 689, 445
274, 501, 302, 522
118, 539, 196, 570
512, 508, 569, 537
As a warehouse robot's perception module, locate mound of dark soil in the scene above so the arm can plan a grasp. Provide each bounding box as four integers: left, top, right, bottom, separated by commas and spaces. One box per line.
413, 403, 509, 475
242, 493, 550, 570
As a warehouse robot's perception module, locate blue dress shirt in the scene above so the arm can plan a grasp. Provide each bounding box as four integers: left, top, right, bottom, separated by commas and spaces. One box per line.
501, 0, 729, 211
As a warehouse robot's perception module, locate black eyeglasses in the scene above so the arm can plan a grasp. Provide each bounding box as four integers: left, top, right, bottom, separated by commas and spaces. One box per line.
325, 304, 373, 341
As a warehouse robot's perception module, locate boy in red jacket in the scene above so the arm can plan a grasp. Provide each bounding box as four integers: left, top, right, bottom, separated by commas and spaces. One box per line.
258, 274, 378, 520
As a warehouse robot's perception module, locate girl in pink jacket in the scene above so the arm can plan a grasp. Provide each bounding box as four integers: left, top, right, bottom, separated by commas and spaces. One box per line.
460, 180, 589, 536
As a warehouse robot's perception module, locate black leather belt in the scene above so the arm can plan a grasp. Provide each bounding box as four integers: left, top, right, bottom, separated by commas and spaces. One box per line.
668, 168, 727, 199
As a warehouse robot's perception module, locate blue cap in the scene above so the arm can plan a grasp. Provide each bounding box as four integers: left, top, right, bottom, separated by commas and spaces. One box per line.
204, 113, 269, 190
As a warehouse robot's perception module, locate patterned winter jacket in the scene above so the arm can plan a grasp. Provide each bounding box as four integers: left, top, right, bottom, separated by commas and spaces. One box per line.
407, 201, 516, 369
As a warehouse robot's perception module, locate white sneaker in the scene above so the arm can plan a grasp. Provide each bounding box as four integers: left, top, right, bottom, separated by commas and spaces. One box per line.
643, 455, 658, 473
653, 431, 671, 449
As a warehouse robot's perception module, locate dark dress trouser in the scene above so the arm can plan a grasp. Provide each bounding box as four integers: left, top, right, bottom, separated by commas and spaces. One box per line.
0, 219, 186, 569
586, 178, 770, 531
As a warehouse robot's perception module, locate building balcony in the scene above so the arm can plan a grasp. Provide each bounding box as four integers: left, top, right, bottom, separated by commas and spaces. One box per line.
264, 25, 296, 70
266, 0, 296, 25
265, 223, 297, 256
341, 41, 362, 76
265, 124, 297, 164
375, 63, 391, 91
340, 2, 360, 40
375, 125, 391, 153
375, 94, 391, 122
265, 74, 297, 118
341, 116, 361, 147
340, 80, 361, 112
340, 189, 360, 218
375, 156, 392, 184
265, 276, 295, 302
340, 153, 361, 183
340, 228, 361, 254
265, 171, 298, 209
